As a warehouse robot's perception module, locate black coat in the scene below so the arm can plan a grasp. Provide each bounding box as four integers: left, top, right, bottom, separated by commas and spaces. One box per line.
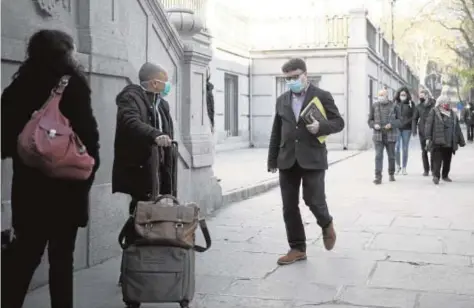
267, 84, 345, 171
1, 71, 100, 229
425, 107, 465, 152
463, 103, 474, 125
413, 99, 435, 139
206, 81, 215, 128
396, 100, 416, 131
112, 85, 175, 200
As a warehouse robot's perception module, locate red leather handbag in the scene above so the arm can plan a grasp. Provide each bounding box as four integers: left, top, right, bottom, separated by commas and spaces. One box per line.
17, 75, 95, 180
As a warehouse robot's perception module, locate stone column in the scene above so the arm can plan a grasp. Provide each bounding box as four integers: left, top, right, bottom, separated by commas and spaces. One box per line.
348, 8, 368, 48
347, 8, 371, 150
167, 8, 221, 215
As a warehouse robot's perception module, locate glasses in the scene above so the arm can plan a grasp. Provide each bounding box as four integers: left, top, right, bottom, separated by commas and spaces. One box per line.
285, 74, 303, 81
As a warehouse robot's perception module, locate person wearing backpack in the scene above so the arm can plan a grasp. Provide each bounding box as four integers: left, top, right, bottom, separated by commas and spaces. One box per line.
1, 29, 100, 308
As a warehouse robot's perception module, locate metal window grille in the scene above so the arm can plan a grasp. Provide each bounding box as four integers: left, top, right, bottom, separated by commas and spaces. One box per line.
224, 73, 239, 137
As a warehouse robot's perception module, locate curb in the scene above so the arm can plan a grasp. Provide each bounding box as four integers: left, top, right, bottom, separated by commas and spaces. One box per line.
221, 151, 363, 206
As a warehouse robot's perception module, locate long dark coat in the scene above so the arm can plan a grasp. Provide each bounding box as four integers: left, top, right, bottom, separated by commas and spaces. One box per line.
1, 70, 101, 230
112, 84, 175, 200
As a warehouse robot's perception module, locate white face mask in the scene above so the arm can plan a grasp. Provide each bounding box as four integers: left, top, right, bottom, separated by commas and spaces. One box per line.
400, 95, 407, 101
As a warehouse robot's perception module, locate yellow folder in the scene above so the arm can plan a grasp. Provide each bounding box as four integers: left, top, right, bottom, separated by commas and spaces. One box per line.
300, 97, 327, 143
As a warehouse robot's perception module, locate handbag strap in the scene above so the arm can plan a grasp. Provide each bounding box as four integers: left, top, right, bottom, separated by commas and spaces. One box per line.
39, 75, 71, 111
118, 216, 134, 250
194, 218, 212, 253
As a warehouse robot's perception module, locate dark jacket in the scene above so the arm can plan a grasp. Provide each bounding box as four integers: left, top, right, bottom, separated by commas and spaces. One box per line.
368, 100, 401, 143
206, 80, 215, 128
112, 84, 175, 200
1, 71, 100, 229
413, 98, 435, 138
397, 100, 416, 131
462, 103, 474, 125
425, 107, 465, 152
267, 84, 345, 171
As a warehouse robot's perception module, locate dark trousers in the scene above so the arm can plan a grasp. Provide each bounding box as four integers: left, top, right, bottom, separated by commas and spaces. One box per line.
279, 162, 332, 252
432, 147, 453, 179
2, 225, 78, 308
467, 124, 474, 141
374, 140, 396, 177
419, 138, 433, 173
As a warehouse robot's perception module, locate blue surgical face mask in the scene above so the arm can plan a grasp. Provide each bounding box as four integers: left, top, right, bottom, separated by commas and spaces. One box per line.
142, 80, 172, 97
161, 81, 172, 97
287, 78, 305, 93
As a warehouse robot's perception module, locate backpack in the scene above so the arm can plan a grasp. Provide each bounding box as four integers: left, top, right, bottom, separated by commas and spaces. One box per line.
17, 75, 95, 180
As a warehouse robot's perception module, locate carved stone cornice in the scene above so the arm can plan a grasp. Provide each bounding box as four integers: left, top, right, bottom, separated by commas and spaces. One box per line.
33, 0, 71, 17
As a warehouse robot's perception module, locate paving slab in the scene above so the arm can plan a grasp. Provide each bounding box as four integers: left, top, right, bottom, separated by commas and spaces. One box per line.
418, 293, 474, 308
368, 261, 474, 295
24, 141, 474, 308
337, 286, 417, 308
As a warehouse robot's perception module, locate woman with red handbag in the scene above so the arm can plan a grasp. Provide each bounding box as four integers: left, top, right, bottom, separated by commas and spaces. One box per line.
1, 29, 100, 308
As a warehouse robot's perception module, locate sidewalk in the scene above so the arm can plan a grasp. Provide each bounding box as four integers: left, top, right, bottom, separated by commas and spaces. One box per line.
25, 141, 474, 308
214, 148, 361, 205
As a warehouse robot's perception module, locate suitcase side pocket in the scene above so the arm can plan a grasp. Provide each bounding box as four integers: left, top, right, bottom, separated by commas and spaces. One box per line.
122, 246, 187, 303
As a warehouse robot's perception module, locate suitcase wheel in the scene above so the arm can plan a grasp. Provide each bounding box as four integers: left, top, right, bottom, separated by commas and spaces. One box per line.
124, 300, 140, 308
180, 300, 190, 308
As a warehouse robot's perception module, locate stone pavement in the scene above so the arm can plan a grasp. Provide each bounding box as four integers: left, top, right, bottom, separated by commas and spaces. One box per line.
213, 148, 360, 205
25, 140, 474, 308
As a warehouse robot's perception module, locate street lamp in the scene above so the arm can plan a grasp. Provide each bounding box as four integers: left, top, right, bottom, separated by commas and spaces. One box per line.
391, 0, 396, 46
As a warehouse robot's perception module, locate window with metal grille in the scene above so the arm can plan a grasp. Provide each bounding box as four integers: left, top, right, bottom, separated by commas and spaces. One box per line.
276, 76, 321, 97
369, 78, 374, 107
224, 73, 239, 137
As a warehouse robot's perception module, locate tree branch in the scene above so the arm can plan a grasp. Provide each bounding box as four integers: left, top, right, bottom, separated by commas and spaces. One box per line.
447, 44, 471, 61
460, 0, 474, 25
398, 1, 438, 39
435, 17, 474, 53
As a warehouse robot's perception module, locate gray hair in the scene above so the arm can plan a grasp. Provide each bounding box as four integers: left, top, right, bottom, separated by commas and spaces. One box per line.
435, 95, 450, 106
138, 62, 167, 83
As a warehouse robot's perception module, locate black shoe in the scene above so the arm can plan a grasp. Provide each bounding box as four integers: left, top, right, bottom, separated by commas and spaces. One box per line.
373, 178, 382, 185
423, 171, 429, 177
433, 177, 440, 185
442, 177, 452, 182
389, 175, 396, 182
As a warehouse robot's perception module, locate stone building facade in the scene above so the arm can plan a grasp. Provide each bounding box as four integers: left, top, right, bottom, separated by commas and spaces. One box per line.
200, 3, 420, 151
1, 0, 219, 288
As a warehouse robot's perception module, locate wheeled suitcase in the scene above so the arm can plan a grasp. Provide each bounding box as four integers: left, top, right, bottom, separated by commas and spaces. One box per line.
119, 142, 211, 308
121, 245, 195, 308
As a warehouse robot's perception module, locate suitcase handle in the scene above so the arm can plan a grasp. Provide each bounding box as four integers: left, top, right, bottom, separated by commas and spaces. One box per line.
154, 194, 180, 205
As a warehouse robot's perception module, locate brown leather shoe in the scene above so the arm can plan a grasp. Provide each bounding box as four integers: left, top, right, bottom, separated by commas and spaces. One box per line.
322, 222, 336, 251
277, 249, 307, 265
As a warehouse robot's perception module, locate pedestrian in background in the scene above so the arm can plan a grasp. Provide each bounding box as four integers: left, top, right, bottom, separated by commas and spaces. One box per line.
462, 101, 474, 142
267, 58, 344, 266
368, 88, 401, 184
413, 89, 435, 176
1, 29, 100, 308
206, 67, 215, 134
393, 86, 416, 175
425, 95, 466, 185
